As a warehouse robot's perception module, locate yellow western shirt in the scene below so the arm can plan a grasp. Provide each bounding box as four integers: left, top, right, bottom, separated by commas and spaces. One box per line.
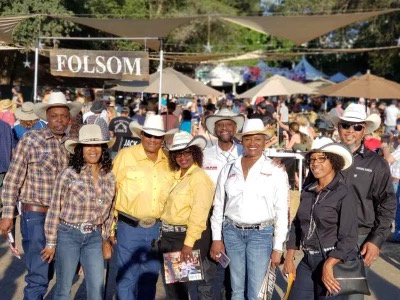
112, 144, 174, 221
161, 164, 214, 247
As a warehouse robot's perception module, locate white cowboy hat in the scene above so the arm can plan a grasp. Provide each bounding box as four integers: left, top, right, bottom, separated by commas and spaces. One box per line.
34, 92, 82, 121
308, 137, 353, 170
167, 131, 207, 151
15, 102, 38, 121
65, 124, 114, 154
205, 108, 245, 136
331, 103, 381, 134
129, 114, 166, 137
234, 118, 274, 141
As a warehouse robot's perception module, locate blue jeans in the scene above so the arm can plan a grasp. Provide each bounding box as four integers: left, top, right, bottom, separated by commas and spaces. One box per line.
116, 220, 161, 300
394, 181, 400, 239
20, 210, 50, 300
288, 252, 348, 300
222, 220, 273, 300
54, 223, 104, 300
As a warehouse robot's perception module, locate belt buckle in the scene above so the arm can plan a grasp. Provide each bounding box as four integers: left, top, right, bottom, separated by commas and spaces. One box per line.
139, 217, 156, 228
80, 222, 94, 234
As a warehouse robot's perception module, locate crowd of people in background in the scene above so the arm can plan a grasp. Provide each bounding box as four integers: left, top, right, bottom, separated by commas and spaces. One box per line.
0, 85, 398, 300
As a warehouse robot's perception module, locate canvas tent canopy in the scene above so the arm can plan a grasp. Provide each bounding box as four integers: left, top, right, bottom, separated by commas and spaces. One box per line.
329, 72, 348, 83
293, 56, 327, 81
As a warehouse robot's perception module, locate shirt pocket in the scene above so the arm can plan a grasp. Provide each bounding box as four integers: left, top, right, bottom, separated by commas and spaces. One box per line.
68, 181, 87, 203
119, 170, 146, 201
30, 151, 57, 175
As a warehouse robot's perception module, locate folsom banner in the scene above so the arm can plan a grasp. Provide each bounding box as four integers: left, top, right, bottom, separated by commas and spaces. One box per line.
50, 49, 149, 80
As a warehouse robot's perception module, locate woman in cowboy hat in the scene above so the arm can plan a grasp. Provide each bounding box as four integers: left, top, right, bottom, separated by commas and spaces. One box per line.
160, 131, 214, 300
0, 99, 16, 127
210, 118, 289, 300
13, 102, 46, 142
41, 124, 115, 300
283, 137, 358, 299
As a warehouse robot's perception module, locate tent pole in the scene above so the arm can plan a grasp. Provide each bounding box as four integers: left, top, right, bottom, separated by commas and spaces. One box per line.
158, 38, 164, 114
33, 37, 39, 103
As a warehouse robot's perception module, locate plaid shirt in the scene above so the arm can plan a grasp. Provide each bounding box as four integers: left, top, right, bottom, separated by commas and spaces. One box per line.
45, 166, 115, 245
1, 127, 69, 219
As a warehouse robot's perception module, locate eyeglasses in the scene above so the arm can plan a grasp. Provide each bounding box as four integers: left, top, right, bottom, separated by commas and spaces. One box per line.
306, 155, 328, 165
339, 122, 365, 132
142, 131, 163, 140
175, 150, 192, 159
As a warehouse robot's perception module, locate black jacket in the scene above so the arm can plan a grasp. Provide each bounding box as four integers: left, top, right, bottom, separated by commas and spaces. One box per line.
341, 144, 396, 248
287, 173, 358, 261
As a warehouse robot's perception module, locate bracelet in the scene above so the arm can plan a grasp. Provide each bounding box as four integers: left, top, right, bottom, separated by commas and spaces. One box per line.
46, 243, 56, 249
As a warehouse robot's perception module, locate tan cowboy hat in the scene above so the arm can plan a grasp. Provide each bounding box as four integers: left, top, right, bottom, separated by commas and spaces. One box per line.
331, 103, 381, 134
234, 118, 274, 141
65, 124, 114, 154
0, 99, 13, 110
205, 108, 245, 136
308, 137, 353, 170
167, 131, 207, 151
129, 114, 166, 137
15, 102, 38, 121
34, 92, 82, 121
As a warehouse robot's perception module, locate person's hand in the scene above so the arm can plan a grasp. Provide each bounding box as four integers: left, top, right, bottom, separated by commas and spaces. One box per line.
282, 131, 289, 139
210, 240, 225, 261
180, 244, 193, 262
0, 218, 13, 236
322, 257, 341, 295
270, 250, 283, 268
109, 235, 117, 245
40, 246, 55, 263
360, 242, 380, 266
282, 259, 297, 281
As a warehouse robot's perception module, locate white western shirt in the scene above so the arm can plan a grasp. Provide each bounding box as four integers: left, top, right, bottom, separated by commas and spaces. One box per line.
211, 154, 289, 251
202, 143, 242, 186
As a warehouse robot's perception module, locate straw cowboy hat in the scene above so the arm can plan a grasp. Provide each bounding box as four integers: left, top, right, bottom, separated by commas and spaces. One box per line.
0, 99, 13, 110
34, 92, 82, 121
129, 114, 167, 137
308, 137, 353, 170
65, 124, 114, 154
331, 103, 381, 134
234, 118, 274, 141
205, 108, 245, 136
167, 131, 207, 152
15, 102, 38, 121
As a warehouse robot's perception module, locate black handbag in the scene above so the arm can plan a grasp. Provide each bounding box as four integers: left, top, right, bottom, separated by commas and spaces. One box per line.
315, 229, 371, 297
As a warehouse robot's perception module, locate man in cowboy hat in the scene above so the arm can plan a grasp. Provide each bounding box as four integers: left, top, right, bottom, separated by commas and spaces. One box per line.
0, 91, 81, 300
200, 108, 245, 299
13, 102, 46, 142
331, 103, 396, 300
111, 114, 175, 300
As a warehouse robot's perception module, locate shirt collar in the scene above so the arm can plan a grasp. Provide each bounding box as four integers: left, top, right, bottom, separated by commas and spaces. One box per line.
136, 144, 167, 163
306, 172, 342, 193
174, 163, 199, 180
42, 126, 69, 143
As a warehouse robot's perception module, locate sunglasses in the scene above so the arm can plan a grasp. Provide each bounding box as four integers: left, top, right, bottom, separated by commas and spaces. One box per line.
175, 150, 192, 159
339, 122, 365, 132
141, 131, 163, 140
306, 155, 328, 165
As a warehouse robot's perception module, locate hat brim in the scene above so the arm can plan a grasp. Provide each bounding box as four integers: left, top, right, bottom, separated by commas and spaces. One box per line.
0, 102, 13, 110
65, 138, 115, 154
15, 108, 39, 121
205, 115, 245, 136
234, 129, 275, 141
167, 135, 207, 152
309, 143, 353, 170
129, 121, 166, 137
34, 102, 82, 121
331, 113, 381, 134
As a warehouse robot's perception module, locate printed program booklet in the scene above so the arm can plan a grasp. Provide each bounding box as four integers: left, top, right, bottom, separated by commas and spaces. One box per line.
163, 250, 203, 284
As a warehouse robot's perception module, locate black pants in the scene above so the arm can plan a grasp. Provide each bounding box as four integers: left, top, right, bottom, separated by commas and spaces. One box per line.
160, 228, 210, 300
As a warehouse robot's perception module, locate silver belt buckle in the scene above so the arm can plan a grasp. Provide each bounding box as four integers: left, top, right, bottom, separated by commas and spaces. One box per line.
80, 222, 94, 234
139, 217, 156, 228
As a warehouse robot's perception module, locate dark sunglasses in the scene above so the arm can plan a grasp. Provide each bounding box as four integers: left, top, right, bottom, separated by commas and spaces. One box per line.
339, 122, 365, 132
141, 131, 163, 140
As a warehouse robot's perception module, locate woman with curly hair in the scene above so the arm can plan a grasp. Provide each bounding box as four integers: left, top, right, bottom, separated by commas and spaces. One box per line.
283, 137, 358, 299
160, 131, 214, 300
42, 124, 115, 300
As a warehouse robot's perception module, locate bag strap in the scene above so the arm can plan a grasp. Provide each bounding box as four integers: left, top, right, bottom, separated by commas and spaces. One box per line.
222, 162, 235, 218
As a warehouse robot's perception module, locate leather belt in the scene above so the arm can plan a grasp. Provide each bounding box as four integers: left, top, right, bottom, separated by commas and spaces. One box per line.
161, 221, 187, 233
226, 217, 274, 230
118, 213, 158, 228
60, 220, 98, 234
303, 246, 335, 255
21, 203, 48, 213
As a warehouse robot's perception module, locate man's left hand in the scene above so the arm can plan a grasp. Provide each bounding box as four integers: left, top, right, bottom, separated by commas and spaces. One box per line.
181, 245, 193, 262
360, 242, 380, 266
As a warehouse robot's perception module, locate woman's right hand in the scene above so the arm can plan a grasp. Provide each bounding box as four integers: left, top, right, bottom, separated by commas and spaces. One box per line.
40, 246, 55, 263
210, 240, 225, 261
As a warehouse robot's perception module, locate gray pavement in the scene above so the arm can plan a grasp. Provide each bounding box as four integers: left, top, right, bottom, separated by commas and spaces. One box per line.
0, 218, 399, 299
